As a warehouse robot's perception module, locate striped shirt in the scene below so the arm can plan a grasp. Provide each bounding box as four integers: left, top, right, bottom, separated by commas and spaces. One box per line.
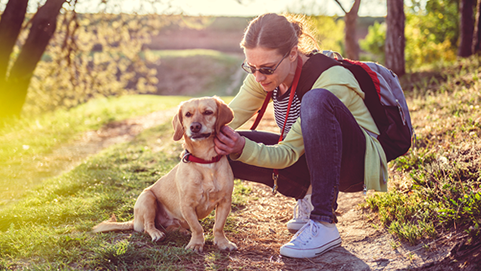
273, 87, 301, 138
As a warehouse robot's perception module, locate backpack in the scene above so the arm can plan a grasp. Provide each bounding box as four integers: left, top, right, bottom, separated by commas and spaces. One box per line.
252, 51, 414, 162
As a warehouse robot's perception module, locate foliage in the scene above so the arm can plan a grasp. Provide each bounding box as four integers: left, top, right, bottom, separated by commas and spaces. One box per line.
362, 55, 481, 245
404, 13, 457, 69
309, 15, 345, 54
360, 21, 386, 63
407, 0, 459, 47
22, 12, 165, 115
360, 0, 459, 69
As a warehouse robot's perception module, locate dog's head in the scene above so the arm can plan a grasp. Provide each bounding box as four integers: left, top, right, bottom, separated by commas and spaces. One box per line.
172, 96, 234, 141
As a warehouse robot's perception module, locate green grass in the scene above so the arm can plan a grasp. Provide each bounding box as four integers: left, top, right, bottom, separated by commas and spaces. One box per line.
0, 107, 249, 270
0, 95, 189, 207
143, 49, 244, 97
362, 55, 481, 246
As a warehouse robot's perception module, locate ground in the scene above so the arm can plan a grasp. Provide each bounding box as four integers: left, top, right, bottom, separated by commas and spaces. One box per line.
37, 105, 477, 270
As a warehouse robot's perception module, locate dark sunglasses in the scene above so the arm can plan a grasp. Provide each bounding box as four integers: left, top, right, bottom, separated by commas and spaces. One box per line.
241, 52, 289, 75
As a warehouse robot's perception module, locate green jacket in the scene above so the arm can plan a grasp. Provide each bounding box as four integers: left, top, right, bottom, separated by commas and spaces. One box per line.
228, 64, 388, 192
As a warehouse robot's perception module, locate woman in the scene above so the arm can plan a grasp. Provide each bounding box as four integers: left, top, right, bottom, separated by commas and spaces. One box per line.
214, 13, 388, 258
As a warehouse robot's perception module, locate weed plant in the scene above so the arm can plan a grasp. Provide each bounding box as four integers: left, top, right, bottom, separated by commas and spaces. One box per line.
362, 55, 481, 246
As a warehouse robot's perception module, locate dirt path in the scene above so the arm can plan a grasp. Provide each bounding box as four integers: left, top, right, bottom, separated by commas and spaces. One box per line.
0, 109, 177, 207
227, 183, 455, 271
48, 109, 178, 175
33, 105, 459, 270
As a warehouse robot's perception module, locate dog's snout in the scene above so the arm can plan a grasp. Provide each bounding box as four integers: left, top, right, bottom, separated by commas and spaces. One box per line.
190, 122, 202, 133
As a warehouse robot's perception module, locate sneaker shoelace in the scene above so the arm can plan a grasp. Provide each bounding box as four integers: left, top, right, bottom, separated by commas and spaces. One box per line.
292, 197, 311, 220
291, 220, 320, 245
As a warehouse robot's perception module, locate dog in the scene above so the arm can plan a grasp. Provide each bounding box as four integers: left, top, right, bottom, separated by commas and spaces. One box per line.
93, 96, 236, 252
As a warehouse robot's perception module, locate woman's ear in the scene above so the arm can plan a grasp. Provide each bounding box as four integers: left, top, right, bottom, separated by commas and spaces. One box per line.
214, 96, 234, 135
172, 106, 184, 141
289, 46, 299, 62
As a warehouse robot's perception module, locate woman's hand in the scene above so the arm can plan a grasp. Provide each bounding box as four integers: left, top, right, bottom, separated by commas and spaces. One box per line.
214, 126, 245, 156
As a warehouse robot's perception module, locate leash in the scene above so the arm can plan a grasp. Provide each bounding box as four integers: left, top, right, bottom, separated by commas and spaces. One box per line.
182, 150, 223, 164
250, 56, 303, 194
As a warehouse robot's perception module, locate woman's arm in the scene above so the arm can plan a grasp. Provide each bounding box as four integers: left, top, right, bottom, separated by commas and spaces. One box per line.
228, 74, 268, 130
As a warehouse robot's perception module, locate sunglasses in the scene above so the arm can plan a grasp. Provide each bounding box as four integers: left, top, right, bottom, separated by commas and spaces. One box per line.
241, 52, 289, 75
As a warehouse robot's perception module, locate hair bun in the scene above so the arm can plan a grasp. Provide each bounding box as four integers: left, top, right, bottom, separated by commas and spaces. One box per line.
291, 21, 303, 38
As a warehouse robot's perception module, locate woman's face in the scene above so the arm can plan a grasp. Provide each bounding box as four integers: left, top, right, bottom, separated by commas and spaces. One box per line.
244, 47, 294, 92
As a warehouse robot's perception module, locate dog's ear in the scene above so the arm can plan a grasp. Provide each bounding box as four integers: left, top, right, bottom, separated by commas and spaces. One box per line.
214, 96, 234, 134
172, 106, 184, 141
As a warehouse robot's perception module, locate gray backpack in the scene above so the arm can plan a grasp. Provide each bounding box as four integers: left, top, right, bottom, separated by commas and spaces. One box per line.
295, 51, 414, 161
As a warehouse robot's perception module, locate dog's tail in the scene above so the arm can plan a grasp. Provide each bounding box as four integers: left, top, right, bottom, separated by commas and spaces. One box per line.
92, 214, 134, 233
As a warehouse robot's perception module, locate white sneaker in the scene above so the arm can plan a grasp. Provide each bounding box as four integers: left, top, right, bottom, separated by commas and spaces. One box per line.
286, 194, 313, 233
280, 219, 341, 258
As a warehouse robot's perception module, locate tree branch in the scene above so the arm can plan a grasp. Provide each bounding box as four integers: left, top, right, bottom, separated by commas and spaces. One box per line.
348, 0, 361, 15
333, 0, 348, 14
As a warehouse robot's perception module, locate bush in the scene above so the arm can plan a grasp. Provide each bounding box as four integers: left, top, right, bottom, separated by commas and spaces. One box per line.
309, 15, 345, 54
360, 21, 386, 64
360, 0, 459, 70
23, 13, 165, 116
404, 13, 457, 69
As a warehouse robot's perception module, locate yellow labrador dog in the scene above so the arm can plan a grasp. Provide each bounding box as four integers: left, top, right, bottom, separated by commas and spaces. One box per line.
93, 96, 236, 252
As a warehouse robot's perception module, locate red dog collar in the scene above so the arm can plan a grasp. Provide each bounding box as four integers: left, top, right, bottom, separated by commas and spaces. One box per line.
182, 150, 223, 164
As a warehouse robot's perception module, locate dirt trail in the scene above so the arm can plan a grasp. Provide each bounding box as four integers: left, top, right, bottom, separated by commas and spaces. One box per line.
29, 105, 459, 270
224, 182, 456, 271
0, 109, 177, 207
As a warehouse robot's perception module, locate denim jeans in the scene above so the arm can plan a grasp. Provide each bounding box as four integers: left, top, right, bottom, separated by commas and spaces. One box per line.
229, 88, 366, 223
301, 89, 365, 223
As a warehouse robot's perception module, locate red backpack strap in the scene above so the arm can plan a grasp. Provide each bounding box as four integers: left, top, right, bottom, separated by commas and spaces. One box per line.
250, 91, 272, 130
343, 59, 381, 100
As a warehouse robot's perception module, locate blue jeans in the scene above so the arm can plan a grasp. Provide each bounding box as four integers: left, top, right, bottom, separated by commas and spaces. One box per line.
229, 89, 366, 223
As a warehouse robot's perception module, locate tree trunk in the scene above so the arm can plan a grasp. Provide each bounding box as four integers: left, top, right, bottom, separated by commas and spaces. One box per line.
385, 0, 405, 77
458, 0, 475, 57
0, 0, 29, 84
344, 0, 361, 60
334, 0, 361, 60
473, 0, 481, 54
0, 0, 66, 119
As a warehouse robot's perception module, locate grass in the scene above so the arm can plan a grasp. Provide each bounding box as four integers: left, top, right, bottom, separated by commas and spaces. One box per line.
0, 95, 189, 207
142, 49, 244, 96
0, 106, 250, 270
361, 55, 481, 246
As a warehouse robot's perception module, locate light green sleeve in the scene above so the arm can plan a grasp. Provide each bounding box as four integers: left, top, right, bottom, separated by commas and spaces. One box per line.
228, 74, 267, 130
234, 117, 304, 169
227, 73, 303, 169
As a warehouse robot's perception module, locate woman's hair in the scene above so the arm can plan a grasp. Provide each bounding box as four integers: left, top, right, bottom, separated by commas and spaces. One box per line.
240, 13, 320, 56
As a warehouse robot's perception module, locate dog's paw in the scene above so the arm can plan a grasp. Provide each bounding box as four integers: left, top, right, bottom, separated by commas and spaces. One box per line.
149, 229, 166, 242
215, 239, 238, 251
185, 241, 204, 253
179, 227, 190, 236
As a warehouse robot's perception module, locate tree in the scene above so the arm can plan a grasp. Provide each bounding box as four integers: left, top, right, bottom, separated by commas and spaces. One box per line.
474, 0, 481, 54
458, 0, 475, 57
0, 0, 169, 120
385, 0, 405, 76
334, 0, 361, 60
0, 0, 67, 120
